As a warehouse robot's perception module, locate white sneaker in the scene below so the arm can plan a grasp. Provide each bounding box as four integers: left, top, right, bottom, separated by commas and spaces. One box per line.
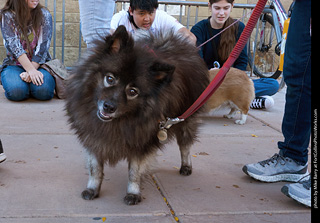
250, 96, 274, 109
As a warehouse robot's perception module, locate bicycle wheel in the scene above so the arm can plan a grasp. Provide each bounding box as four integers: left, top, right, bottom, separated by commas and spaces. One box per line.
248, 14, 282, 79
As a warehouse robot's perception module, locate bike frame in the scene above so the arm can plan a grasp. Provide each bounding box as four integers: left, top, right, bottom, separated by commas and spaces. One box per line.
273, 0, 288, 30
257, 0, 287, 52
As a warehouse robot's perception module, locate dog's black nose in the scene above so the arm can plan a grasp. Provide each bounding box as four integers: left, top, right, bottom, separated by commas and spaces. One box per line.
103, 101, 117, 114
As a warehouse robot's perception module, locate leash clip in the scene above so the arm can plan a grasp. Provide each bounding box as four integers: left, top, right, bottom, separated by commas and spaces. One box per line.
158, 117, 184, 144
159, 117, 185, 130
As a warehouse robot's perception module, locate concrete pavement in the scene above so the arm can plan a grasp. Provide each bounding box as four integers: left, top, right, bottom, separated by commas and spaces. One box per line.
0, 86, 311, 222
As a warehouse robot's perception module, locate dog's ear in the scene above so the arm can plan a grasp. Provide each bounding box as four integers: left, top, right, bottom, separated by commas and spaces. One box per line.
109, 26, 134, 53
149, 61, 175, 84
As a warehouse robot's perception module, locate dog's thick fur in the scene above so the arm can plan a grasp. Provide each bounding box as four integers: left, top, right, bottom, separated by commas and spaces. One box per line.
65, 26, 209, 205
206, 68, 255, 125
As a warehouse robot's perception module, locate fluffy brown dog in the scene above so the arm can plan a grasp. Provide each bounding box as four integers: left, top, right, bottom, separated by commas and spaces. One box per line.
65, 26, 209, 205
206, 68, 255, 124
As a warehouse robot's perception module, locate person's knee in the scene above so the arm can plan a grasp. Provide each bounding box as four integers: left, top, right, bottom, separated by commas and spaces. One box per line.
253, 78, 280, 97
269, 79, 280, 96
31, 69, 55, 100
31, 85, 55, 100
1, 66, 29, 101
4, 86, 29, 101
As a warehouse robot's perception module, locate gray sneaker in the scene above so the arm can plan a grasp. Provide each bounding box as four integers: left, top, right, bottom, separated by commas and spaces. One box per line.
242, 153, 309, 182
281, 175, 311, 207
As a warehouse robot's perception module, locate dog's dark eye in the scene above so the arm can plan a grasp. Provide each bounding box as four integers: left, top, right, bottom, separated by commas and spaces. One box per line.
104, 73, 116, 87
126, 87, 139, 99
107, 76, 114, 84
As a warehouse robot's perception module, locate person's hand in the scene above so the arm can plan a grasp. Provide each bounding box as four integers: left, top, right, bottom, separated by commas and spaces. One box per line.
27, 69, 44, 86
178, 27, 197, 45
20, 72, 32, 83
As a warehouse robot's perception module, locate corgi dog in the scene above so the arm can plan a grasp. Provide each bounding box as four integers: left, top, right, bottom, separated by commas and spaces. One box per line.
206, 68, 255, 125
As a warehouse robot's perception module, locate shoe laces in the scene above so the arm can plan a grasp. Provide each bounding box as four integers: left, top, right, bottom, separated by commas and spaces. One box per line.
259, 153, 286, 167
250, 97, 265, 109
298, 174, 311, 190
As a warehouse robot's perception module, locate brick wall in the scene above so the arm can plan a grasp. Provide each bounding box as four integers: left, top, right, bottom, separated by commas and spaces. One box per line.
0, 0, 292, 67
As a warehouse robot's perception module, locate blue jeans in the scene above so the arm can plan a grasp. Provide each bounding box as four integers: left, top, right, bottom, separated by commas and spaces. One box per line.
78, 0, 115, 48
278, 0, 311, 165
1, 65, 55, 101
253, 78, 279, 97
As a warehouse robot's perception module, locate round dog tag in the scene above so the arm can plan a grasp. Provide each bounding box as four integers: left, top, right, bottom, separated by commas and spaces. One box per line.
157, 129, 168, 142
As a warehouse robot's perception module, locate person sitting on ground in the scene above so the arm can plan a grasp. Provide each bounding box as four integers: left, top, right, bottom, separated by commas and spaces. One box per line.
110, 0, 196, 44
0, 0, 55, 101
190, 0, 279, 110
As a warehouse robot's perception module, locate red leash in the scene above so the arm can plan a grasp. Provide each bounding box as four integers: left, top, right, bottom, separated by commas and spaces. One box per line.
159, 0, 268, 134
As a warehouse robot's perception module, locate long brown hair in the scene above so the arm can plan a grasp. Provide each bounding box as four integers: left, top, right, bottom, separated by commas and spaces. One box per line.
0, 0, 44, 54
209, 0, 238, 64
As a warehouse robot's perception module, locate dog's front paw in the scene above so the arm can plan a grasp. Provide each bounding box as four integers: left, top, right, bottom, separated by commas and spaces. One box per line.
124, 193, 142, 205
81, 189, 99, 200
180, 165, 192, 176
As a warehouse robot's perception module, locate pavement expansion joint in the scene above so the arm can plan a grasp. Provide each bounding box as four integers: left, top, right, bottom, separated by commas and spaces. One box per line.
151, 174, 181, 223
247, 113, 281, 133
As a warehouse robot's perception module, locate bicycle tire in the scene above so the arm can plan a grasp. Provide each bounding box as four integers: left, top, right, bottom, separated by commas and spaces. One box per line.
248, 14, 282, 79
